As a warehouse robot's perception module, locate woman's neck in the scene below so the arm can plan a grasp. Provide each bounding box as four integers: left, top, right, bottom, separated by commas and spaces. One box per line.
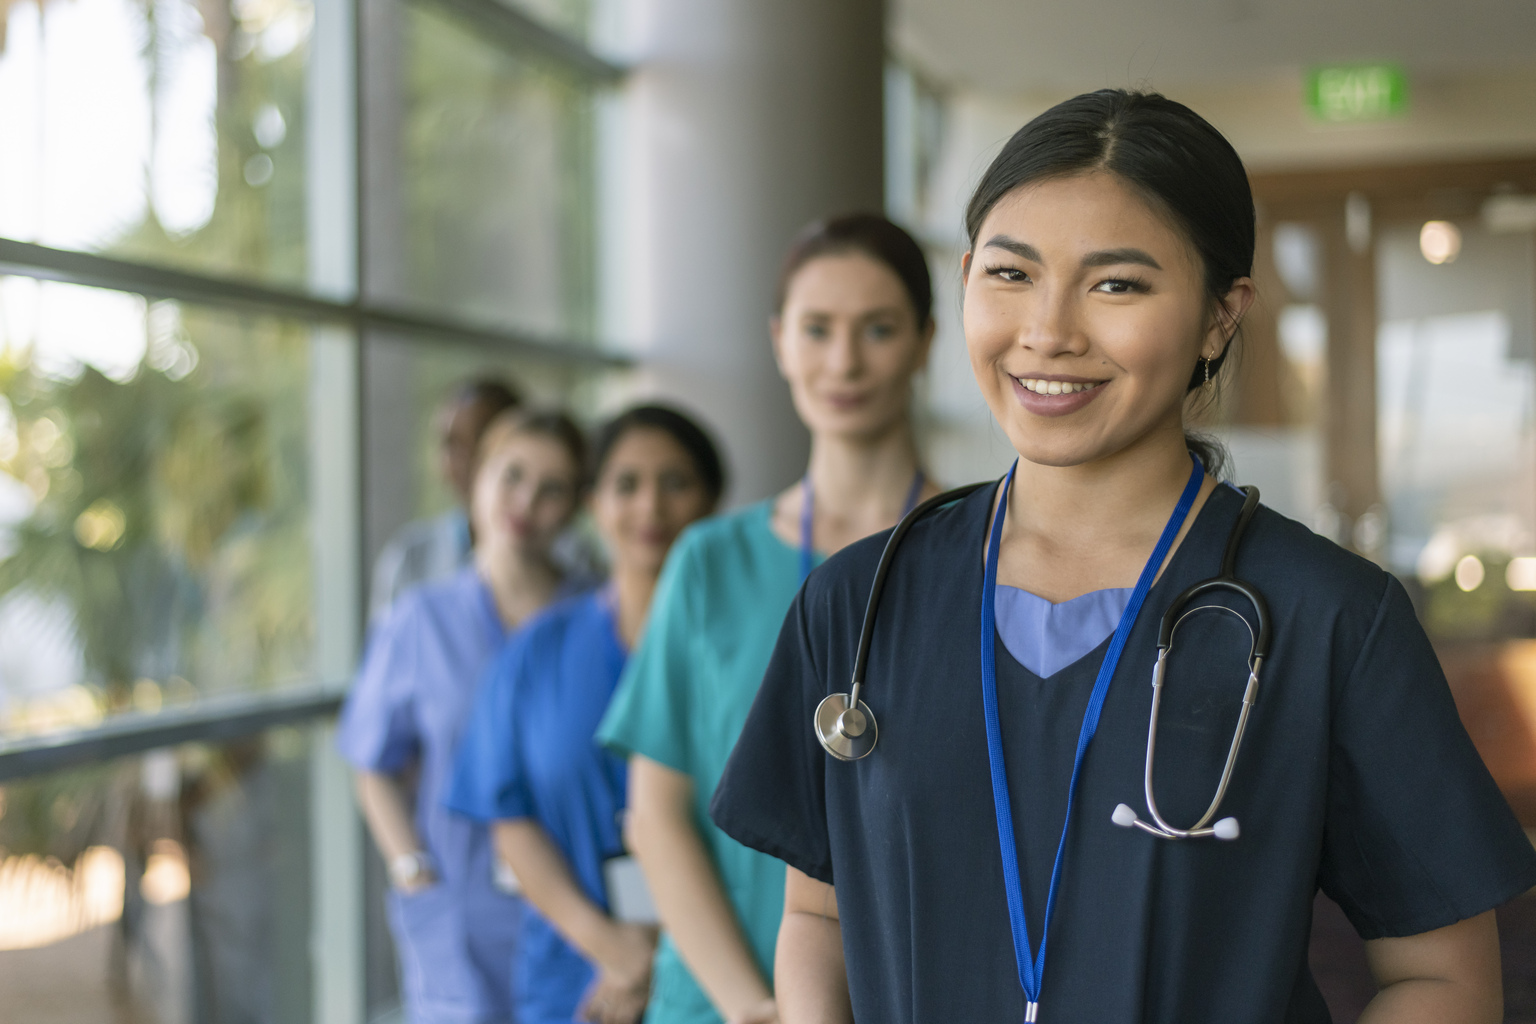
475, 544, 561, 629
773, 421, 927, 556
997, 420, 1216, 601
806, 425, 922, 515
1011, 423, 1194, 536
610, 563, 659, 650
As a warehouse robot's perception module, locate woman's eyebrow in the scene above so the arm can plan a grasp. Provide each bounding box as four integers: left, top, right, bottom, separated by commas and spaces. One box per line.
982, 235, 1041, 262
1081, 247, 1162, 270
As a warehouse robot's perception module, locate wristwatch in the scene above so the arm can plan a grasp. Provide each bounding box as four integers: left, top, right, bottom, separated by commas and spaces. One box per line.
389, 850, 432, 889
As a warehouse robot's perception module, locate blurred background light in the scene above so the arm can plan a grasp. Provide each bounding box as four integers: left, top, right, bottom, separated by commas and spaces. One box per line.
1419, 220, 1462, 265
1456, 553, 1486, 592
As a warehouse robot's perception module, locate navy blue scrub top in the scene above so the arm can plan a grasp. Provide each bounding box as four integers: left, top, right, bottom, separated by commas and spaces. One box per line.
710, 483, 1536, 1024
446, 589, 629, 1024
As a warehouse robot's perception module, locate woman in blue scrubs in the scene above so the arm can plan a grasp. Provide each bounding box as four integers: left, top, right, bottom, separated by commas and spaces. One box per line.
595, 215, 941, 1024
711, 90, 1536, 1024
446, 405, 725, 1024
338, 409, 589, 1024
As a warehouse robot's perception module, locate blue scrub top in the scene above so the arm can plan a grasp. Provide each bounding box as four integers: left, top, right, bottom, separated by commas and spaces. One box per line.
447, 589, 630, 1024
337, 566, 523, 1024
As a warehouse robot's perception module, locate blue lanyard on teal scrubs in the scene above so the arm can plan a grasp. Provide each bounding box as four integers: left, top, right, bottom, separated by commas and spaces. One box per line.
981, 456, 1203, 1022
799, 471, 926, 583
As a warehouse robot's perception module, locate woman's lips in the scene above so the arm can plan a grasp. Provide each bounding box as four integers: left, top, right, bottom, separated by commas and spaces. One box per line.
1009, 375, 1106, 417
823, 392, 872, 412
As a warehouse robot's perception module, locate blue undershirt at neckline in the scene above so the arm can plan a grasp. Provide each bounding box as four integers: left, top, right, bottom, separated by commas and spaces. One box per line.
993, 584, 1133, 679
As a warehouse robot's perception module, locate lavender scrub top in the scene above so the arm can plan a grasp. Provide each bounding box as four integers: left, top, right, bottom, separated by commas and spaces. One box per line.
338, 566, 581, 1024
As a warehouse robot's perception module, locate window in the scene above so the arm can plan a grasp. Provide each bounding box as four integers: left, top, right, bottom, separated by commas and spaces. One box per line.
0, 1, 625, 1020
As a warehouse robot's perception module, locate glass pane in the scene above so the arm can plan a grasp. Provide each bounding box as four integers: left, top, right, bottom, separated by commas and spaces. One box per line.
0, 0, 313, 288
0, 278, 313, 740
1375, 220, 1536, 830
379, 3, 597, 340
0, 725, 316, 1023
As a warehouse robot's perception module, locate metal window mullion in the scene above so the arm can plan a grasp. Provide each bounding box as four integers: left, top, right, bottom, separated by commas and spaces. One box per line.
0, 237, 631, 368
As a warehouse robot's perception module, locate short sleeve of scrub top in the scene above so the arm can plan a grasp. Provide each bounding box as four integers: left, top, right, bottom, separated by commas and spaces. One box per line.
445, 637, 536, 823
337, 598, 422, 773
597, 504, 813, 1024
710, 484, 1536, 1023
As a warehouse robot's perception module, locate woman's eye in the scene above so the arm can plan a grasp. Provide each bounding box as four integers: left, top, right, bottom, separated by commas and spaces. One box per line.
985, 265, 1029, 284
614, 472, 639, 495
864, 321, 897, 341
802, 321, 830, 340
503, 465, 524, 486
659, 470, 694, 494
1093, 277, 1148, 295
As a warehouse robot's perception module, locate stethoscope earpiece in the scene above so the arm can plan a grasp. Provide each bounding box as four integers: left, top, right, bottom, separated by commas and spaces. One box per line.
1112, 802, 1241, 841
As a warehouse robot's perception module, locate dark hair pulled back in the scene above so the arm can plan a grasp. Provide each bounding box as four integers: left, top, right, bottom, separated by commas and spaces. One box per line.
776, 213, 934, 327
592, 404, 727, 504
965, 89, 1255, 476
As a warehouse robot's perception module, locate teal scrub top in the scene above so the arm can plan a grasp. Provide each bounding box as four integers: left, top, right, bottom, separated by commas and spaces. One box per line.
597, 501, 814, 1024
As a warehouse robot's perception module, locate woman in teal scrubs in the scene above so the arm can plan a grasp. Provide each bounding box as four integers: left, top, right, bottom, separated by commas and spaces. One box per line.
596, 214, 939, 1024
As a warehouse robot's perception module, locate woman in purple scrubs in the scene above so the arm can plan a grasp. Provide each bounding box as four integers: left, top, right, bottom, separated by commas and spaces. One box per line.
338, 409, 589, 1024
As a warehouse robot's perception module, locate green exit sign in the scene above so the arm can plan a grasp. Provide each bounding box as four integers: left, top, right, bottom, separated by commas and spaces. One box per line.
1306, 64, 1408, 122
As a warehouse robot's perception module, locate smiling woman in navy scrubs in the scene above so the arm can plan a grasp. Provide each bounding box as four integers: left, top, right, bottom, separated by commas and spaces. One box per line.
709, 90, 1536, 1024
447, 406, 725, 1024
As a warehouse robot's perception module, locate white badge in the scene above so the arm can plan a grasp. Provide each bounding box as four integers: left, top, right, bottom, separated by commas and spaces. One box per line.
602, 855, 658, 925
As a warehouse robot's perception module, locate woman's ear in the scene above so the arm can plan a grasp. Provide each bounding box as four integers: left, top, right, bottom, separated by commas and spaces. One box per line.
960, 250, 974, 294
769, 315, 789, 380
1208, 276, 1258, 358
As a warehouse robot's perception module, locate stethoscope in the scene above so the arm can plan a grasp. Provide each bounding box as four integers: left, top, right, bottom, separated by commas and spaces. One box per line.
814, 468, 1272, 843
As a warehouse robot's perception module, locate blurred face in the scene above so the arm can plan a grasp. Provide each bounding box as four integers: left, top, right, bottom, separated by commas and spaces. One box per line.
470, 431, 580, 559
590, 428, 715, 577
439, 398, 503, 505
961, 171, 1251, 467
771, 252, 933, 440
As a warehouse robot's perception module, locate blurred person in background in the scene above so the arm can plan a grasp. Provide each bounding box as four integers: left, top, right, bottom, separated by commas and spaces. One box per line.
447, 405, 726, 1024
371, 378, 523, 621
339, 409, 589, 1024
595, 215, 940, 1024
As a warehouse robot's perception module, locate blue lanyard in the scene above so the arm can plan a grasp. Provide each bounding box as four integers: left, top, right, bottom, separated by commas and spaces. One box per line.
981, 455, 1202, 1020
799, 471, 926, 583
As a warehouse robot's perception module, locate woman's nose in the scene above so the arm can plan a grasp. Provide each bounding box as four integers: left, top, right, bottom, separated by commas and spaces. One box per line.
827, 327, 865, 376
1020, 286, 1086, 356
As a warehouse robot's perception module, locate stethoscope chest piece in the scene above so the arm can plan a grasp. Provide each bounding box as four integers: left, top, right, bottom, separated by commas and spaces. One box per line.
815, 691, 878, 761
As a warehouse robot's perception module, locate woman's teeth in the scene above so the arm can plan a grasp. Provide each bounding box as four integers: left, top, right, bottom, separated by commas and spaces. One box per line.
1017, 378, 1100, 395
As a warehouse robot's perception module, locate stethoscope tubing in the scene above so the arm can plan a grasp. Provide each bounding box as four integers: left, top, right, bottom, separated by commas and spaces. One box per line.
846, 481, 990, 709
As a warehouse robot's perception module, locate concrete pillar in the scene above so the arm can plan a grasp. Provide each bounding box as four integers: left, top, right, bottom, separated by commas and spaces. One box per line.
609, 0, 886, 504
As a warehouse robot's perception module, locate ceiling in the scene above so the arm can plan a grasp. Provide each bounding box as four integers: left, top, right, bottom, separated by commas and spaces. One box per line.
892, 0, 1536, 95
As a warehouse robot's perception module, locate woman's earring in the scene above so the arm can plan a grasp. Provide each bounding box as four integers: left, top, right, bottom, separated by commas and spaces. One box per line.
1202, 357, 1214, 392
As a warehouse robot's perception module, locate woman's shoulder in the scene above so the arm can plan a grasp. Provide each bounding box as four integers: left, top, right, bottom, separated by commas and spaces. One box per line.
662, 500, 781, 577
680, 500, 775, 548
1240, 497, 1393, 608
